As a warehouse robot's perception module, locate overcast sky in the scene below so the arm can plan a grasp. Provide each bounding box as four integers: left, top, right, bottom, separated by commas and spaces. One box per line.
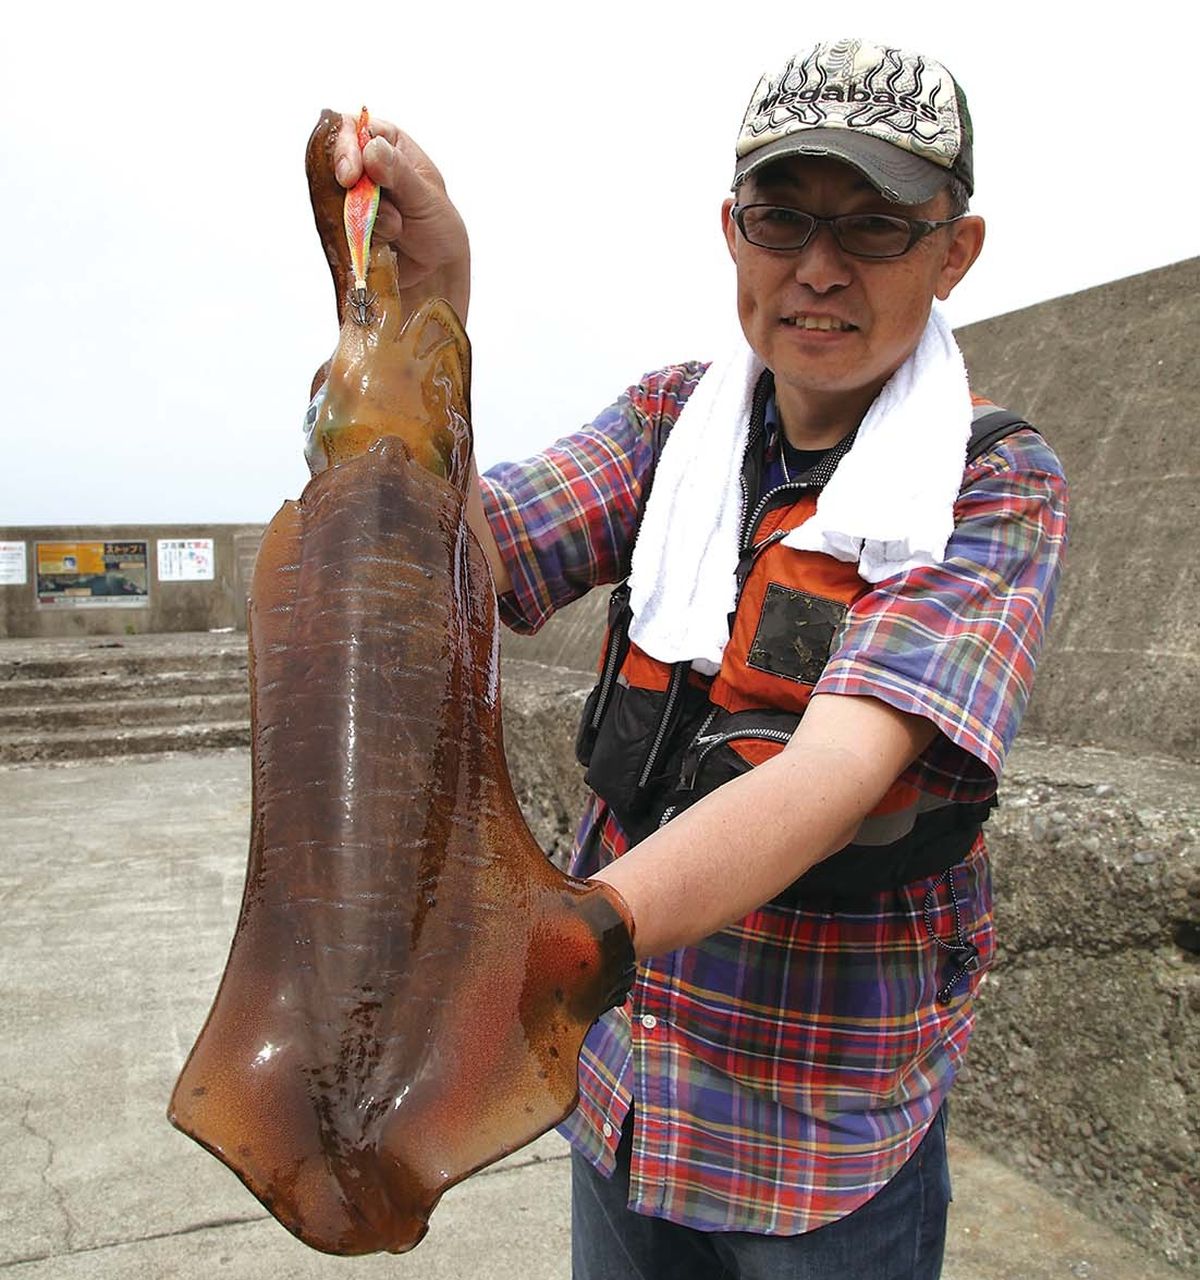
2, 1, 1195, 526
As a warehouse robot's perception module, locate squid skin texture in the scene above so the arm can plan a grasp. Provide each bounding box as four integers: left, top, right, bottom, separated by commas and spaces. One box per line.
167, 111, 634, 1257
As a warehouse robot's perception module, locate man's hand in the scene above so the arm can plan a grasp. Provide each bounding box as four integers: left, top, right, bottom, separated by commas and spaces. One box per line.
333, 114, 471, 322
330, 114, 509, 593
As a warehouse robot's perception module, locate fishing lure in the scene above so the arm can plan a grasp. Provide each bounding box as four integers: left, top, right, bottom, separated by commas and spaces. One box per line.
344, 107, 381, 325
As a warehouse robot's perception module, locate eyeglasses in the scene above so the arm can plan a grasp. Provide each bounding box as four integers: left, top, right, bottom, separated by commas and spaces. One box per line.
730, 204, 962, 259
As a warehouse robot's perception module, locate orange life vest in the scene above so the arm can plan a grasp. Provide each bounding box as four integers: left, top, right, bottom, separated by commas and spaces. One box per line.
575, 391, 1033, 902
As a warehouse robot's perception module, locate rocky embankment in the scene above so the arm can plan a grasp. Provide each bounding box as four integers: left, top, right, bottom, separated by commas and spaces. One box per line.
953, 743, 1198, 1271
499, 666, 1200, 1275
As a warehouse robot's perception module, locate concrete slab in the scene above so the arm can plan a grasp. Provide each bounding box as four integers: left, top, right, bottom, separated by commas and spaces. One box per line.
2, 1156, 572, 1279
0, 753, 1190, 1278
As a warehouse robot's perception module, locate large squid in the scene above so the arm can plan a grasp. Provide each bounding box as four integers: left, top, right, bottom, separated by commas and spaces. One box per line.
168, 109, 634, 1256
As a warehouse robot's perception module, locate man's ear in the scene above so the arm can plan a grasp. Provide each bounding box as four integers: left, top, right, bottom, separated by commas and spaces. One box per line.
721, 197, 739, 262
935, 215, 986, 300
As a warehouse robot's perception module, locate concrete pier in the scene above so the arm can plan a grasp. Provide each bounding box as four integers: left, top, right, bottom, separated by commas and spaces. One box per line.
0, 749, 1190, 1279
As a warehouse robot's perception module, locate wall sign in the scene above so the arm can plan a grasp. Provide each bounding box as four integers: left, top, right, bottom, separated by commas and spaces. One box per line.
157, 538, 215, 582
36, 540, 149, 608
0, 541, 26, 586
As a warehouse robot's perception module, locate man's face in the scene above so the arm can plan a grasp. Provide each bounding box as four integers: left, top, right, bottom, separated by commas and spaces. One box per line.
721, 156, 985, 434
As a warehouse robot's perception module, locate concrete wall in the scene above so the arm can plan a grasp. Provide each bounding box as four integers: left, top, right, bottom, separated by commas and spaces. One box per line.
504, 259, 1200, 768
6, 259, 1195, 741
956, 257, 1199, 764
951, 741, 1199, 1272
0, 524, 264, 639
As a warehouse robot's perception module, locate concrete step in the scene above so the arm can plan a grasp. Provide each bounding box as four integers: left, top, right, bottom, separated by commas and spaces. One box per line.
0, 719, 251, 764
0, 691, 250, 733
0, 668, 248, 708
0, 634, 252, 761
0, 647, 248, 683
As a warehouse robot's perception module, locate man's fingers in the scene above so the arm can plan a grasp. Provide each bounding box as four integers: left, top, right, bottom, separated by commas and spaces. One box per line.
332, 110, 451, 204
331, 111, 400, 187
393, 130, 448, 191
361, 136, 443, 215
332, 113, 363, 187
326, 111, 469, 310
366, 115, 400, 145
372, 202, 405, 247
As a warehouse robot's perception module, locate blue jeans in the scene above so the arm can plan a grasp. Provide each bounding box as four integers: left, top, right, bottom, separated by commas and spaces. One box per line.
571, 1108, 951, 1280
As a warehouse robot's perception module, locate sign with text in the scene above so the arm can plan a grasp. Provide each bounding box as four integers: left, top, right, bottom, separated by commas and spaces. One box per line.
0, 541, 27, 586
157, 538, 215, 582
36, 540, 149, 608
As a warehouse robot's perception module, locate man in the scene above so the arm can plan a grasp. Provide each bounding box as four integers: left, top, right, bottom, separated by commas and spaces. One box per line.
336, 37, 1067, 1280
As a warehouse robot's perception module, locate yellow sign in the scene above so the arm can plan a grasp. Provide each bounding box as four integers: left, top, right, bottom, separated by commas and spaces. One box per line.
37, 542, 106, 575
36, 540, 149, 608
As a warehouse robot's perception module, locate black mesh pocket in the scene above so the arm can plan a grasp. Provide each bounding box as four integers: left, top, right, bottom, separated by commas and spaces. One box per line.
584, 673, 711, 842
584, 681, 672, 820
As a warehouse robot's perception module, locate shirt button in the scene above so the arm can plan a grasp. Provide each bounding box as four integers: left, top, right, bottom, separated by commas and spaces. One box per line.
640, 1014, 658, 1030
601, 1121, 613, 1138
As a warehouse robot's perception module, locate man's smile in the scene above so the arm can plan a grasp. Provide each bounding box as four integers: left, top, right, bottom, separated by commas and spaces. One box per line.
781, 313, 859, 332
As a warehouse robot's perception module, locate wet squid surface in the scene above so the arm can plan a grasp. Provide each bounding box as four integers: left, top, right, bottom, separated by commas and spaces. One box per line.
168, 110, 633, 1256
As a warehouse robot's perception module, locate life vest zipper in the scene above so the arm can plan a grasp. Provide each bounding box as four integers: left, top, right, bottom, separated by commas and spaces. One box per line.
679, 725, 794, 790
734, 371, 773, 558
740, 479, 814, 554
636, 661, 687, 791
589, 588, 631, 733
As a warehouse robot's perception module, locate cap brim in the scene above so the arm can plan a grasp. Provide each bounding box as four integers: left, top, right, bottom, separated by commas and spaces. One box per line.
733, 128, 948, 205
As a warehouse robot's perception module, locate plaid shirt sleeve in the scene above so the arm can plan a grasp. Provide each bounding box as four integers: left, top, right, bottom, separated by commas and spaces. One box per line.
479, 363, 708, 634
815, 427, 1069, 802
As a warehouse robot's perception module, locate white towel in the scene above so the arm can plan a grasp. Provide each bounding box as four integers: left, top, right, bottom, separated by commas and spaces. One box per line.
627, 341, 764, 675
627, 305, 972, 673
782, 305, 972, 577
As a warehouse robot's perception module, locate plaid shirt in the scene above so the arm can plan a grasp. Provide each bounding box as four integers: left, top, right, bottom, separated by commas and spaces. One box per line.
481, 362, 1068, 1234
